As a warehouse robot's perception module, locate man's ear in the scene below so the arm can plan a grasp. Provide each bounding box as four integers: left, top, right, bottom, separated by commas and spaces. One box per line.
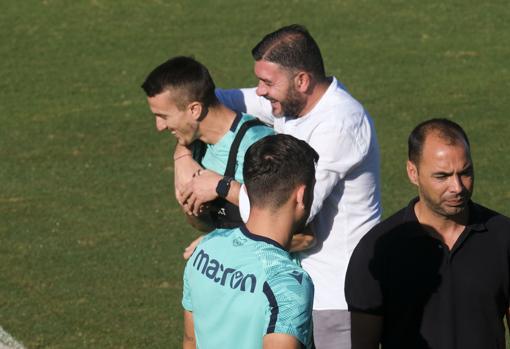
188, 102, 203, 121
295, 184, 307, 210
407, 160, 419, 186
294, 72, 310, 93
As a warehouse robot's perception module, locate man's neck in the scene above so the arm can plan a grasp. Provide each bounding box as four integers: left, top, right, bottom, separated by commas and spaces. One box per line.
245, 208, 295, 250
298, 77, 331, 117
414, 200, 469, 249
199, 104, 237, 145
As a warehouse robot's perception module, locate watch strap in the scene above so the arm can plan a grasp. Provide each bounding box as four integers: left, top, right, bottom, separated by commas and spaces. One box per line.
216, 176, 234, 198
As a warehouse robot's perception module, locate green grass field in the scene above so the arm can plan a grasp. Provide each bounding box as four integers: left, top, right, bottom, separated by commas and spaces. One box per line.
1, 1, 509, 347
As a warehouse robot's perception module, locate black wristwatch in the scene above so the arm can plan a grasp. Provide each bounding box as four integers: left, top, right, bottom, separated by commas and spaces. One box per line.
216, 176, 234, 198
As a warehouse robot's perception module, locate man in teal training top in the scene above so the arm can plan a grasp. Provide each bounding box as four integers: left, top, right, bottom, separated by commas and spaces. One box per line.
182, 134, 318, 349
141, 56, 274, 232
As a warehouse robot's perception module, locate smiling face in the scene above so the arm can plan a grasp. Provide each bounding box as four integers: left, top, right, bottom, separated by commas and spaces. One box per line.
147, 90, 200, 146
253, 60, 306, 117
407, 132, 474, 218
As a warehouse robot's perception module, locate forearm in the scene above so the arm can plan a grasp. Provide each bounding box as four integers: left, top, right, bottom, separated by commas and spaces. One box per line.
216, 87, 275, 126
183, 311, 196, 349
307, 168, 339, 222
182, 335, 195, 349
174, 143, 203, 206
263, 333, 300, 349
307, 120, 370, 222
224, 180, 240, 206
180, 171, 241, 216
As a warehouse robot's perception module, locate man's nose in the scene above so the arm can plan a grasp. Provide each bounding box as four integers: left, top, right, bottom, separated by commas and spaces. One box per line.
449, 175, 464, 193
256, 81, 267, 96
155, 117, 167, 132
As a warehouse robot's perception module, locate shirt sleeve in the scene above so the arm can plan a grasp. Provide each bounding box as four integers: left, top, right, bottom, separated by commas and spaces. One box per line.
216, 88, 275, 126
182, 260, 193, 312
307, 109, 373, 222
235, 124, 275, 181
263, 272, 314, 346
345, 229, 384, 315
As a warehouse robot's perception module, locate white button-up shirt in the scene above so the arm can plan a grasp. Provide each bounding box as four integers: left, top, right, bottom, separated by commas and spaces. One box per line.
217, 77, 381, 309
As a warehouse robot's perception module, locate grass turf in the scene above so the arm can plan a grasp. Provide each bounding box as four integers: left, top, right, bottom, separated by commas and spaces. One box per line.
1, 1, 509, 347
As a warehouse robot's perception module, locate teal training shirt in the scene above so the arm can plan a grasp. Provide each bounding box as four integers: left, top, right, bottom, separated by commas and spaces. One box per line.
182, 226, 314, 349
198, 112, 274, 182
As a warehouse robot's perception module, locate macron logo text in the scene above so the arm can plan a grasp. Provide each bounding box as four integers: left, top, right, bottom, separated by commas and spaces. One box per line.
193, 249, 257, 293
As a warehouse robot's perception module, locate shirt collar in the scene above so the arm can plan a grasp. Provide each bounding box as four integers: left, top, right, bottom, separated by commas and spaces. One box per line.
403, 197, 488, 233
283, 76, 338, 125
239, 224, 287, 251
229, 111, 243, 132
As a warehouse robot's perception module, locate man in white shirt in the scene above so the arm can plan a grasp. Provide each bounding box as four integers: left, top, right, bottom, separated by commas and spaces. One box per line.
177, 24, 381, 348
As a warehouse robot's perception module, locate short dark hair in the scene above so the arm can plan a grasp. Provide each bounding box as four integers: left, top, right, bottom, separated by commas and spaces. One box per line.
251, 24, 326, 80
408, 118, 471, 165
141, 56, 218, 110
243, 134, 319, 209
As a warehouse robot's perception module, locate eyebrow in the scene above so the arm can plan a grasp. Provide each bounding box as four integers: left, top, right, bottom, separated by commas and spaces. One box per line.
433, 164, 473, 176
258, 77, 272, 84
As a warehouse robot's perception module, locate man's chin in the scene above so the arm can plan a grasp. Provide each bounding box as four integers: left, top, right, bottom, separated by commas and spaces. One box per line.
442, 204, 468, 217
271, 106, 284, 117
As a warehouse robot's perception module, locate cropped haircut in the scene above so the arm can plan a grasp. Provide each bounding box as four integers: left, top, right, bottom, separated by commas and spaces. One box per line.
408, 118, 471, 165
141, 56, 218, 110
251, 24, 326, 80
243, 134, 319, 210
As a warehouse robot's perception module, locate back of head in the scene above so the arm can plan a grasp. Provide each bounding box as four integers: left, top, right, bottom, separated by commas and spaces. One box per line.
408, 118, 471, 165
251, 24, 326, 80
243, 134, 319, 210
141, 56, 218, 109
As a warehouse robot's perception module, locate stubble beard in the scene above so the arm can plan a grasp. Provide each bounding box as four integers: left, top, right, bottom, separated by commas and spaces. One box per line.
419, 186, 470, 218
274, 85, 307, 118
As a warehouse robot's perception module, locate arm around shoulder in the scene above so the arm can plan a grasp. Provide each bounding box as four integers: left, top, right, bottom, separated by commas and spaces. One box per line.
216, 87, 275, 126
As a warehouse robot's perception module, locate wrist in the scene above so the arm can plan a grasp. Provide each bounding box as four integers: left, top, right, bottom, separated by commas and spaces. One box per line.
174, 143, 192, 159
216, 176, 234, 199
174, 153, 192, 161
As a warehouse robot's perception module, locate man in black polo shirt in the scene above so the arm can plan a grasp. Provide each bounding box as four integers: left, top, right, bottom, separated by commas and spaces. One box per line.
345, 118, 510, 349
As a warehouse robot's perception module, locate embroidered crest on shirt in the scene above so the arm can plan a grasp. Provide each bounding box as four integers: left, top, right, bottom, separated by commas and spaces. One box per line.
233, 236, 247, 247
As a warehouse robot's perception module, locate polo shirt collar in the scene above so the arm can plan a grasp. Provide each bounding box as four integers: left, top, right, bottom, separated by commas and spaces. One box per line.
403, 197, 488, 245
465, 201, 488, 232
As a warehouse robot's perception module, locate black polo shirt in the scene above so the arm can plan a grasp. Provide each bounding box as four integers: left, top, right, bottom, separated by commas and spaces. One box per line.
345, 198, 510, 349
